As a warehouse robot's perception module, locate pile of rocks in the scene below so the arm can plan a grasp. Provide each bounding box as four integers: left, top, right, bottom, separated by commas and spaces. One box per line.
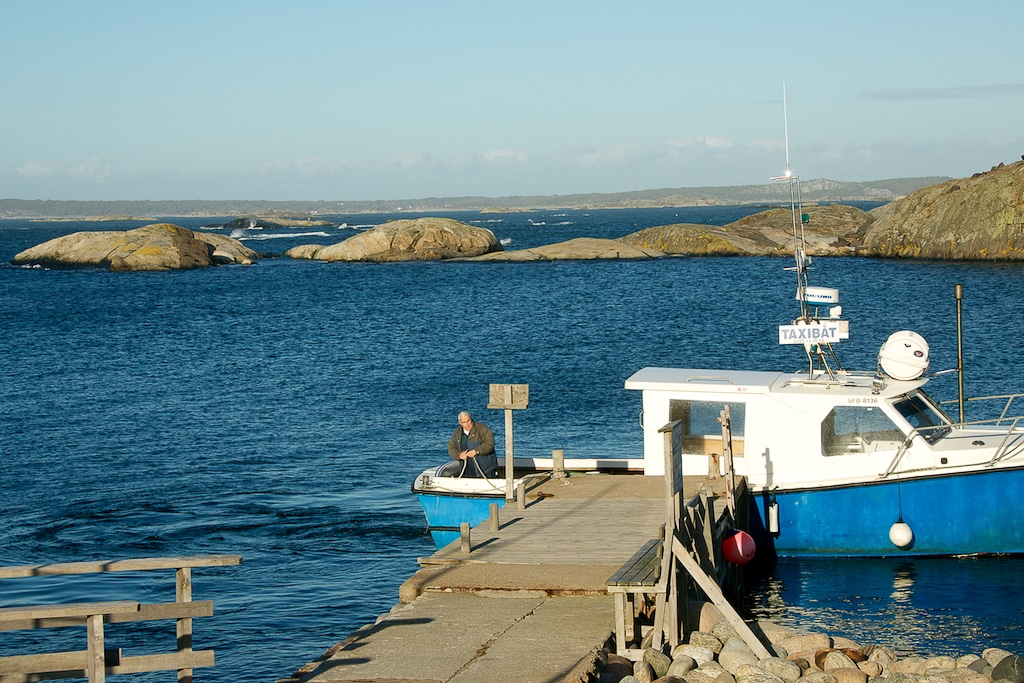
600, 612, 1023, 683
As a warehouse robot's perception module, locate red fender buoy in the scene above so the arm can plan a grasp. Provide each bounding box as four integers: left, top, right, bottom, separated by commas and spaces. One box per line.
722, 529, 756, 565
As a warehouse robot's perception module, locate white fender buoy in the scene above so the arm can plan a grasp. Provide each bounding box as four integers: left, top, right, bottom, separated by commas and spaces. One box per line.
767, 499, 780, 535
889, 520, 915, 549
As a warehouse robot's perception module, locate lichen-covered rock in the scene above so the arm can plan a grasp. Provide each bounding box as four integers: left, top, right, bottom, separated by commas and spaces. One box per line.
921, 656, 958, 673
676, 644, 716, 667
644, 647, 672, 678
711, 621, 740, 644
947, 668, 995, 683
468, 236, 662, 261
759, 657, 802, 682
633, 658, 655, 683
830, 667, 867, 683
777, 634, 831, 656
687, 632, 724, 654
733, 663, 784, 683
720, 649, 761, 674
669, 655, 698, 676
798, 672, 838, 683
12, 223, 257, 271
863, 160, 1024, 259
286, 217, 501, 262
757, 622, 798, 646
986, 649, 1018, 669
618, 223, 743, 255
992, 653, 1024, 683
820, 650, 858, 671
856, 661, 882, 677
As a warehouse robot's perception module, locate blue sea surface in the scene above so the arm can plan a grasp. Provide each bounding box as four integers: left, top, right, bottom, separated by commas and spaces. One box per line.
2, 206, 1023, 680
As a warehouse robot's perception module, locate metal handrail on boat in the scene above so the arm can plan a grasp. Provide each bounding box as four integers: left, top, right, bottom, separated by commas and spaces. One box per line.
881, 411, 1024, 478
938, 392, 1024, 426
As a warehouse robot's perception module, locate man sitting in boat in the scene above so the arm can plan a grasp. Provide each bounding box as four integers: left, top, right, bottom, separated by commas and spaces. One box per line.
446, 411, 497, 478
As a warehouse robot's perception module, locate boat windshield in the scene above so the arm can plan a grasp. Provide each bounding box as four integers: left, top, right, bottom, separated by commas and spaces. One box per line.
892, 393, 952, 444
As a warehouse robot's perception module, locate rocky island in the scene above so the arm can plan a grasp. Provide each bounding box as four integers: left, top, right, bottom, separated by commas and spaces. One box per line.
12, 223, 257, 271
11, 160, 1023, 270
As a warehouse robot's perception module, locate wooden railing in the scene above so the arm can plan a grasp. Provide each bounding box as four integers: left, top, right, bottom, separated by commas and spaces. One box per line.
0, 554, 241, 683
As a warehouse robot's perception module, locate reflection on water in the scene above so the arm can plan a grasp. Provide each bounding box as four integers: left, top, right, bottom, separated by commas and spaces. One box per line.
744, 557, 1024, 657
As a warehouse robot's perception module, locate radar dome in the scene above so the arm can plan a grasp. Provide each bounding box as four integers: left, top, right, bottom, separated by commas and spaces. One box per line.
878, 330, 930, 380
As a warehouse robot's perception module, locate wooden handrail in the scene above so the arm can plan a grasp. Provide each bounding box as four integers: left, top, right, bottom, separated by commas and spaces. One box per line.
0, 554, 242, 579
0, 554, 240, 683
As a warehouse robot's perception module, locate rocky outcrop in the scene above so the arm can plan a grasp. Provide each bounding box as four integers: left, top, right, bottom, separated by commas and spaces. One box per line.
12, 223, 258, 271
720, 204, 874, 256
862, 160, 1024, 259
465, 237, 663, 261
285, 217, 500, 262
618, 224, 744, 255
615, 205, 872, 257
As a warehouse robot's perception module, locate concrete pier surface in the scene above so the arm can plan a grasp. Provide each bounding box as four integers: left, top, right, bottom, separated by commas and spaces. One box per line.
279, 473, 733, 683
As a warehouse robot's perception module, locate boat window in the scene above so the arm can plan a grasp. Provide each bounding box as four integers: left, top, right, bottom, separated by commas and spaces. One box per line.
669, 400, 745, 455
893, 393, 951, 444
821, 406, 906, 456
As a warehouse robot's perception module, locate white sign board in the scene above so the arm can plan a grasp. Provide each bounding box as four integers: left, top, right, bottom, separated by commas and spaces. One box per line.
779, 320, 849, 345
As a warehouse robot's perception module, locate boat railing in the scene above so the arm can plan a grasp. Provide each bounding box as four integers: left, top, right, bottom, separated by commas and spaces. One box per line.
938, 392, 1024, 426
882, 409, 1024, 477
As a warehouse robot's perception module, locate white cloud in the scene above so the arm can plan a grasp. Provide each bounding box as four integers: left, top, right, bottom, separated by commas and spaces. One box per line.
15, 159, 111, 180
860, 83, 1024, 101
480, 149, 528, 165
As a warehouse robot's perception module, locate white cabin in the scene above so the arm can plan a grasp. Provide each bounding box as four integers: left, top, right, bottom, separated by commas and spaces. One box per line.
623, 367, 971, 491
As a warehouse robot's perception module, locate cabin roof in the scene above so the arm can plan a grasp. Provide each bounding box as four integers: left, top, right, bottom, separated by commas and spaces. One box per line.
625, 366, 928, 399
624, 367, 782, 394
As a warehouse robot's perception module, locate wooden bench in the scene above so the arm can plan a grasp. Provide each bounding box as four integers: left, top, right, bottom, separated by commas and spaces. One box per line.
606, 537, 665, 658
0, 554, 240, 683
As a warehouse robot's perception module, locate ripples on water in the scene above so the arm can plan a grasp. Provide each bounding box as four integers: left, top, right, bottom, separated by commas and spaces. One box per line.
1, 207, 1023, 680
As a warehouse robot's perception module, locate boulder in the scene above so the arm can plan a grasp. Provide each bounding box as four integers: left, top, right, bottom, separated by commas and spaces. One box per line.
467, 236, 663, 261
777, 634, 831, 655
12, 223, 257, 271
286, 217, 500, 262
720, 650, 761, 674
733, 664, 784, 683
668, 656, 698, 676
992, 654, 1024, 683
863, 160, 1024, 259
759, 657, 802, 682
687, 632, 724, 654
644, 647, 673, 678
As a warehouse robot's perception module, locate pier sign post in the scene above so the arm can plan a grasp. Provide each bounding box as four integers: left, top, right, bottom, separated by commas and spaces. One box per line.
488, 384, 529, 502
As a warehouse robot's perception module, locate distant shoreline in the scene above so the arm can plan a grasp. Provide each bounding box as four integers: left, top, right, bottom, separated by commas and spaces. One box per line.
0, 176, 946, 220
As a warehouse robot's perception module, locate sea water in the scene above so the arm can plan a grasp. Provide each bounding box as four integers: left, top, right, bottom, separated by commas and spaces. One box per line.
2, 207, 1023, 681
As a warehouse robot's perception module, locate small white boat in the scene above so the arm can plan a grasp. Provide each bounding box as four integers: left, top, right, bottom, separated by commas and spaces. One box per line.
412, 457, 642, 548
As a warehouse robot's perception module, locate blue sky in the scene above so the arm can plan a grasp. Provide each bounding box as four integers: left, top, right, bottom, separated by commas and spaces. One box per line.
2, 1, 1023, 201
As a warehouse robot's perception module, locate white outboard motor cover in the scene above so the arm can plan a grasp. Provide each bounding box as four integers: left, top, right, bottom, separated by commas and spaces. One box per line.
878, 330, 930, 380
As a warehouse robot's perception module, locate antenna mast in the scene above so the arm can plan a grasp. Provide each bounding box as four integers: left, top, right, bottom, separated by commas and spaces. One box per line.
771, 81, 809, 320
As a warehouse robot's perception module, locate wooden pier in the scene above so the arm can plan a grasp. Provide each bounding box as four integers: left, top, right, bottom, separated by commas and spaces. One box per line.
283, 463, 762, 683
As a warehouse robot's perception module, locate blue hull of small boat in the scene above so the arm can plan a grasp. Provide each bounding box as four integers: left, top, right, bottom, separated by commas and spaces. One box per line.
752, 466, 1024, 557
416, 493, 509, 549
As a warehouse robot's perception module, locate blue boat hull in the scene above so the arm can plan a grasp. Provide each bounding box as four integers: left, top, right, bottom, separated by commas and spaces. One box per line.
753, 466, 1024, 557
416, 492, 508, 549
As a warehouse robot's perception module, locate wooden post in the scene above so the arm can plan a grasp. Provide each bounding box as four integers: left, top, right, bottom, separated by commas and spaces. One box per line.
721, 406, 736, 517
517, 480, 526, 510
552, 449, 566, 479
487, 384, 529, 502
505, 404, 514, 501
460, 522, 471, 553
489, 503, 500, 531
87, 613, 106, 683
176, 566, 194, 683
